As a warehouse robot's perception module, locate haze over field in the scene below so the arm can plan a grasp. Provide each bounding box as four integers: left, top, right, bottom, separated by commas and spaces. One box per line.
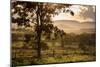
53, 20, 95, 34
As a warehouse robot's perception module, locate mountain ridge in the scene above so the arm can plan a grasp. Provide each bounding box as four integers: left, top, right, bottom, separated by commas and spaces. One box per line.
53, 20, 96, 34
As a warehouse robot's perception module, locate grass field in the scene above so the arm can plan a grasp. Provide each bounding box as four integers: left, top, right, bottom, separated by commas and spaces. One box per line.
12, 40, 96, 66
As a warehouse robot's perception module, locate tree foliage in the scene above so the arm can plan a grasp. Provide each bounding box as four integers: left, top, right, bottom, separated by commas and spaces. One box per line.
11, 1, 74, 59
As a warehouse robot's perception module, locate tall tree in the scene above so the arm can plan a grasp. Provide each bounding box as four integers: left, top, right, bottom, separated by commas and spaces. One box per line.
11, 1, 74, 59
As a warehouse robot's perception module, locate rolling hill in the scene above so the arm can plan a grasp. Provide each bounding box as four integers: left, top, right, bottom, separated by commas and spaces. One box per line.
53, 20, 96, 34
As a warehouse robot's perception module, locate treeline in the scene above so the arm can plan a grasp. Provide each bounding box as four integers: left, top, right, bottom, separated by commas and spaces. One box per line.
12, 32, 96, 49
63, 33, 96, 46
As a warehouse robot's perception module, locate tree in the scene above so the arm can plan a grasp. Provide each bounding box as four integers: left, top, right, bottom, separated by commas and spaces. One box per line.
11, 1, 74, 59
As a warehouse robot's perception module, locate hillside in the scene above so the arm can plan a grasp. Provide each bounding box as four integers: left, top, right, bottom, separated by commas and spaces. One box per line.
53, 20, 96, 34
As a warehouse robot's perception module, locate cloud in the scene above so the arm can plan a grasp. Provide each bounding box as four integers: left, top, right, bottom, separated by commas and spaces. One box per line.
78, 5, 96, 22
52, 5, 95, 23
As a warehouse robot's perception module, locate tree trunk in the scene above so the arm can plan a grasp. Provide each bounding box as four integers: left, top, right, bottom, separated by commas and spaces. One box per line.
37, 27, 42, 59
36, 3, 42, 59
61, 35, 64, 48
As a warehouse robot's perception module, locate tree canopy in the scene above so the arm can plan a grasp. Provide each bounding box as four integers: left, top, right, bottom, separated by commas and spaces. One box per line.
11, 1, 74, 59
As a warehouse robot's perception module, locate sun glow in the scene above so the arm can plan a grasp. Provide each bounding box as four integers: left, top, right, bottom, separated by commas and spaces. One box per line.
52, 5, 95, 23
52, 5, 83, 21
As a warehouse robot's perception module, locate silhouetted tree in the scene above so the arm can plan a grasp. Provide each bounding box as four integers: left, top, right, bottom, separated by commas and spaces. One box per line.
11, 1, 74, 59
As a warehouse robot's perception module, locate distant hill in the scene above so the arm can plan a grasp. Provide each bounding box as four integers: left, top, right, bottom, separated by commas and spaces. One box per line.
53, 20, 96, 34
12, 20, 96, 34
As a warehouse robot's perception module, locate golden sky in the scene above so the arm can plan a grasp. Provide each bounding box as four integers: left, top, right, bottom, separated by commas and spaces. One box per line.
52, 5, 95, 23
52, 5, 96, 33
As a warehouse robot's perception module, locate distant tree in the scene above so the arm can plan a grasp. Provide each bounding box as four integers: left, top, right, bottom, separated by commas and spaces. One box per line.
78, 33, 96, 51
11, 1, 74, 59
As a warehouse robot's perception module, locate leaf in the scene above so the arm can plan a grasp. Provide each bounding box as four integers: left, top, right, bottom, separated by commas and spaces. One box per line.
66, 9, 70, 12
70, 11, 74, 16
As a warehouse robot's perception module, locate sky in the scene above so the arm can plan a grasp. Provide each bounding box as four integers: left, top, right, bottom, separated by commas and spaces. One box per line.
52, 5, 96, 33
52, 5, 96, 23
